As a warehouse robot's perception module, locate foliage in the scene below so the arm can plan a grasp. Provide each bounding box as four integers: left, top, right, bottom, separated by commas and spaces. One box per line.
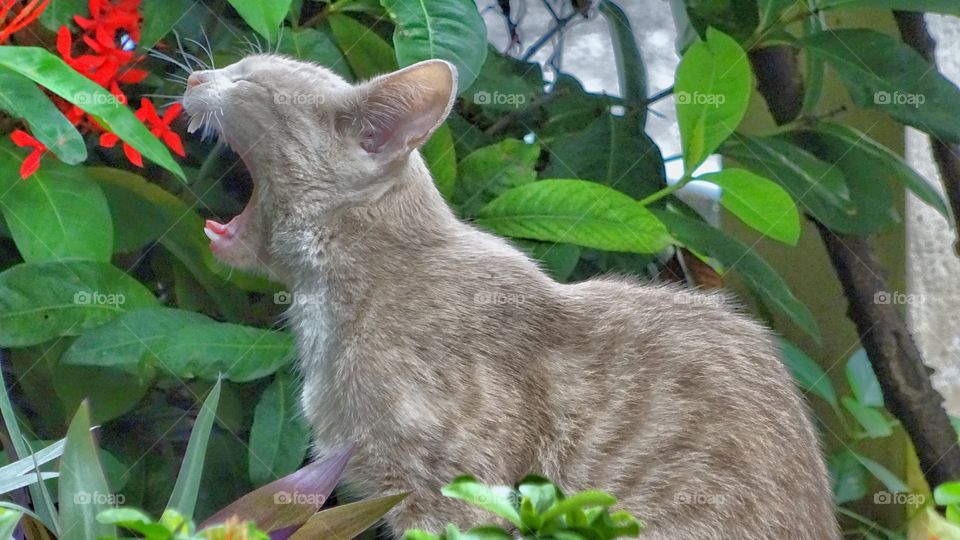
405, 476, 641, 540
0, 0, 954, 538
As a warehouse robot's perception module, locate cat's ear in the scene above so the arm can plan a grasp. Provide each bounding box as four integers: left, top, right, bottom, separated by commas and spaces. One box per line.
338, 59, 457, 160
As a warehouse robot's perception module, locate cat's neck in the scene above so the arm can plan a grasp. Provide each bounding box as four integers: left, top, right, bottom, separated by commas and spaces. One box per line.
277, 153, 460, 314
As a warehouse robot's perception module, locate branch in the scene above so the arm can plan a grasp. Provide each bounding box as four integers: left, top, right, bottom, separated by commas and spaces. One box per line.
893, 11, 960, 255
750, 36, 960, 489
816, 225, 960, 488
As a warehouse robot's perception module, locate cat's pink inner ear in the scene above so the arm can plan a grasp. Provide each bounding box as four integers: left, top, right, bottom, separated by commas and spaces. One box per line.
355, 60, 457, 158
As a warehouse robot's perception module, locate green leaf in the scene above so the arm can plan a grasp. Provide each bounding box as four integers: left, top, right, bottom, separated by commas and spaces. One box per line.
846, 348, 883, 407
0, 68, 86, 164
541, 111, 666, 201
841, 396, 893, 438
289, 493, 408, 540
513, 240, 581, 282
0, 47, 185, 180
167, 379, 221, 519
62, 307, 294, 382
279, 27, 352, 80
700, 168, 800, 244
800, 8, 826, 115
802, 29, 960, 143
329, 14, 398, 79
819, 0, 960, 16
0, 507, 23, 538
813, 122, 950, 220
0, 261, 158, 347
759, 0, 800, 28
477, 180, 671, 254
442, 478, 521, 528
249, 374, 310, 487
684, 0, 760, 42
675, 28, 753, 170
227, 0, 293, 42
849, 451, 909, 493
59, 403, 116, 540
87, 167, 254, 317
422, 123, 457, 201
777, 339, 838, 408
454, 139, 540, 218
599, 0, 646, 106
139, 0, 195, 48
464, 46, 544, 118
829, 449, 867, 504
380, 0, 487, 93
39, 0, 88, 31
540, 491, 617, 525
653, 209, 820, 341
0, 146, 112, 263
936, 482, 960, 505
97, 508, 172, 539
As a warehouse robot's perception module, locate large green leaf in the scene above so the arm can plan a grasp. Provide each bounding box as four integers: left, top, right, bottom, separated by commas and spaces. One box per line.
846, 348, 883, 407
542, 111, 665, 201
85, 167, 257, 315
464, 46, 544, 121
802, 29, 960, 143
328, 14, 398, 79
422, 123, 457, 201
777, 339, 838, 408
279, 27, 352, 80
39, 0, 87, 31
599, 0, 646, 106
59, 403, 116, 540
0, 47, 185, 180
477, 180, 671, 254
0, 68, 85, 165
454, 139, 540, 218
167, 379, 221, 519
700, 168, 800, 244
812, 122, 950, 219
0, 146, 112, 263
684, 0, 760, 42
380, 0, 487, 93
249, 374, 310, 487
819, 0, 960, 15
0, 261, 158, 347
289, 494, 408, 540
227, 0, 293, 42
675, 28, 753, 170
653, 209, 820, 341
721, 135, 867, 233
62, 307, 293, 382
140, 0, 196, 49
849, 451, 909, 494
759, 0, 800, 28
442, 477, 522, 528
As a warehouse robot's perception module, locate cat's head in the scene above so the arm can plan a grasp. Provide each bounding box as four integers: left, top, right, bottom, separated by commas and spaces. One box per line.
181, 54, 457, 276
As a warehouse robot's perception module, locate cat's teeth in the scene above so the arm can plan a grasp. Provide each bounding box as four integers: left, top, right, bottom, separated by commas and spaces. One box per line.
203, 226, 219, 242
187, 114, 205, 133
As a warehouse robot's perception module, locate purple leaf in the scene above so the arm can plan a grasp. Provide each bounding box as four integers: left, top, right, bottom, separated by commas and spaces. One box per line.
199, 443, 355, 533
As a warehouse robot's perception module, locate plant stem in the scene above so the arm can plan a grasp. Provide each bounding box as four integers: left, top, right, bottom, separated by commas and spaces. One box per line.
639, 174, 692, 206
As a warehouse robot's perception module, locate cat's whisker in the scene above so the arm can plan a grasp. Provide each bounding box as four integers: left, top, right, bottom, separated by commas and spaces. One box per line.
142, 93, 184, 100
174, 30, 208, 71
186, 36, 216, 69
148, 48, 193, 75
201, 27, 216, 68
274, 25, 284, 54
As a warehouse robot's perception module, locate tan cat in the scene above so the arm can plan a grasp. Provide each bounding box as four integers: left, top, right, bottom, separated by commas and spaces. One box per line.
183, 55, 839, 539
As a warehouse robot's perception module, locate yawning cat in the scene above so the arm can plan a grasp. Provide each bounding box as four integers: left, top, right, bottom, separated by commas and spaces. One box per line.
183, 55, 838, 539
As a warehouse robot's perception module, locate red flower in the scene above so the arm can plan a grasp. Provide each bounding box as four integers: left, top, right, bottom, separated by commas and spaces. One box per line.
100, 98, 184, 167
73, 0, 140, 50
0, 0, 50, 43
10, 129, 45, 179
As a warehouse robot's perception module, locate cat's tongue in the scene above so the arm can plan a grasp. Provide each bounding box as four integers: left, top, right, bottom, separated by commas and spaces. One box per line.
204, 206, 250, 253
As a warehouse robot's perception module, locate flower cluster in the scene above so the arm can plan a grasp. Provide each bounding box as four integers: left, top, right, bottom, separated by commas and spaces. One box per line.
10, 0, 185, 178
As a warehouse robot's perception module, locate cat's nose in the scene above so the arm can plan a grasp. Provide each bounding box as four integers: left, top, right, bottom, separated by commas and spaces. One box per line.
187, 71, 210, 88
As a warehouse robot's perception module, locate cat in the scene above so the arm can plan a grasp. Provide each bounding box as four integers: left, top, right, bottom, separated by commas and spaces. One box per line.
183, 55, 839, 539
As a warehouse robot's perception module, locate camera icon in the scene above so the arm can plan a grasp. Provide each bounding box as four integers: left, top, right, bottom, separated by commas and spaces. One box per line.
274, 291, 293, 305
274, 491, 293, 504
874, 291, 891, 305
874, 491, 892, 504
874, 91, 892, 105
473, 90, 491, 105
74, 491, 91, 504
675, 91, 691, 105
74, 291, 92, 305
